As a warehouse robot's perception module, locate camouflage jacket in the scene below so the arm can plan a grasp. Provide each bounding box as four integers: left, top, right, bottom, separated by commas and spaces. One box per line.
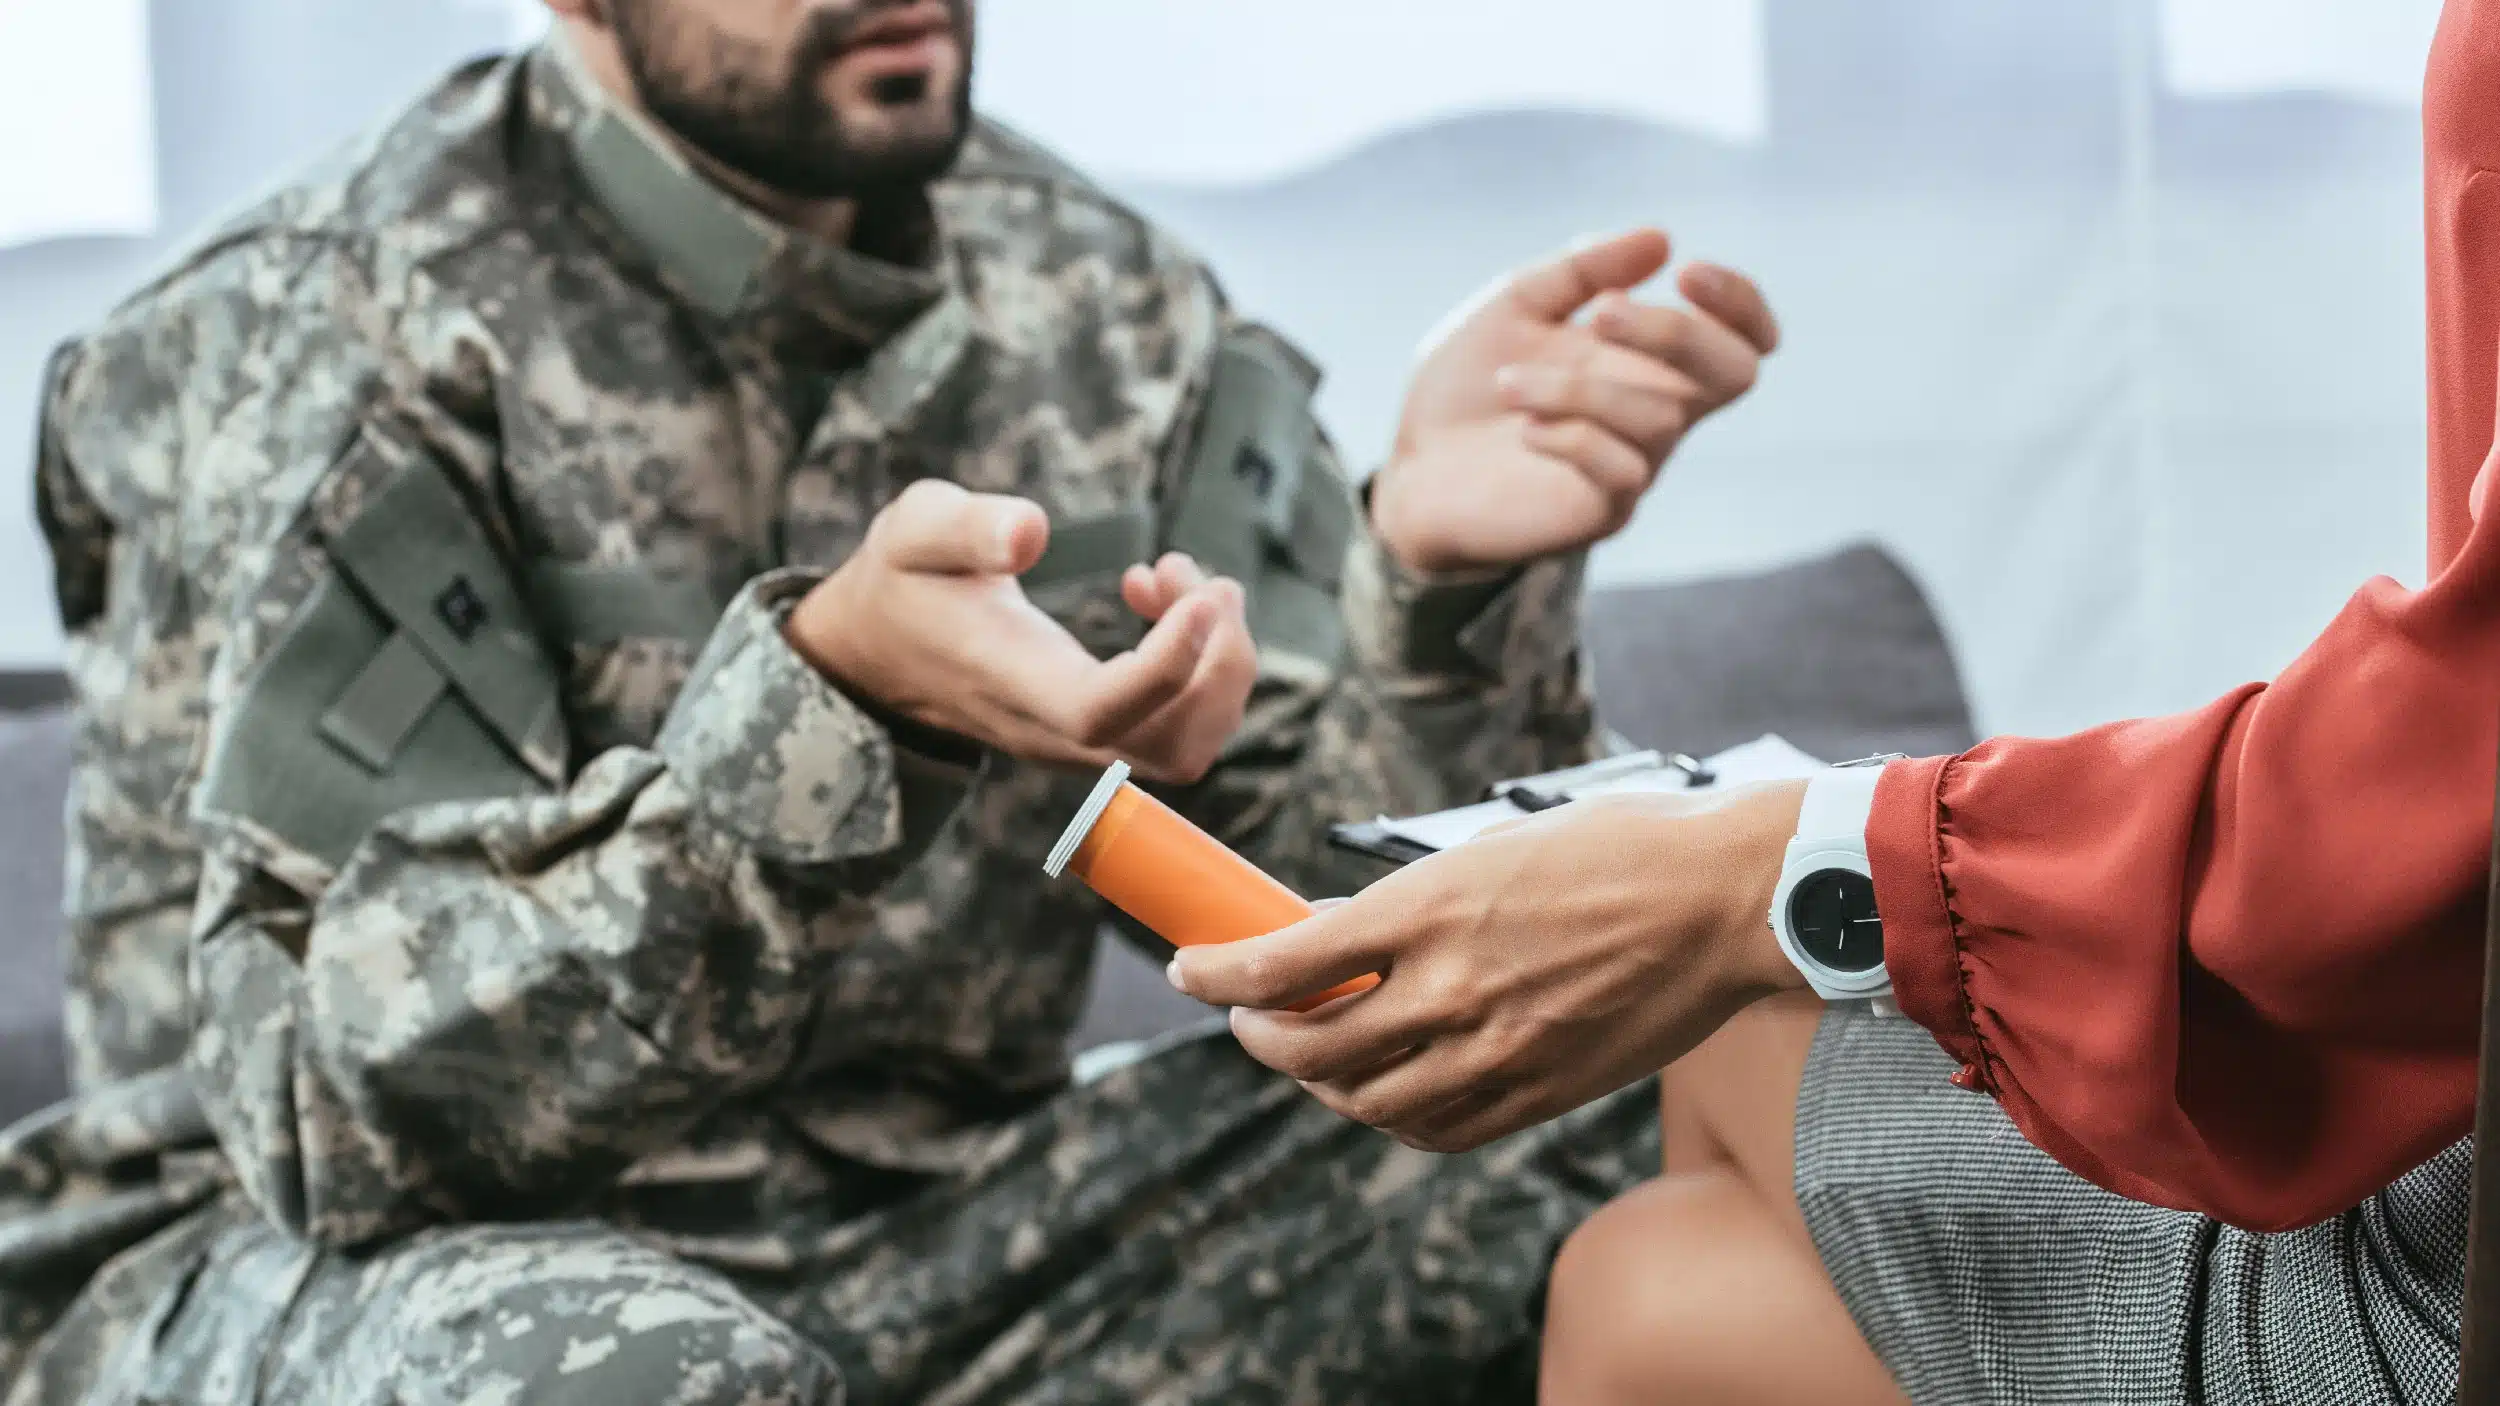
9, 38, 1595, 1261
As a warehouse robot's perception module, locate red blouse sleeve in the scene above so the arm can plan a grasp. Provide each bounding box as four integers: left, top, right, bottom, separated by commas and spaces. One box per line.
1869, 507, 2500, 1234
1861, 0, 2500, 1235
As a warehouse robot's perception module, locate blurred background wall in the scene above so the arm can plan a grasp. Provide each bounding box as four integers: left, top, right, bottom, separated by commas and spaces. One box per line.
0, 0, 2446, 741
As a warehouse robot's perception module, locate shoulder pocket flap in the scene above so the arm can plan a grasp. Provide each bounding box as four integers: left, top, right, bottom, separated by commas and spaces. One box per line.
1250, 571, 1345, 671
527, 561, 731, 648
1283, 463, 1356, 593
1167, 326, 1322, 586
324, 431, 564, 783
198, 575, 553, 873
318, 631, 449, 770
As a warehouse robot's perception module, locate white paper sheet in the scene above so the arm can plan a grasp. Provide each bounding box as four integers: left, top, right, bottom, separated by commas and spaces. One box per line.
975, 0, 1766, 188
1376, 734, 1828, 853
2161, 0, 2443, 105
1376, 798, 1532, 854
0, 0, 158, 250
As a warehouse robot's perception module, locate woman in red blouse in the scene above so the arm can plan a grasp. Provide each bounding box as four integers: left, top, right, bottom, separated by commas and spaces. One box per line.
1170, 1, 2500, 1399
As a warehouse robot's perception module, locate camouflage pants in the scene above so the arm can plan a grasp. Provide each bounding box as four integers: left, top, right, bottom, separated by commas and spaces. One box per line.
10, 1033, 1657, 1405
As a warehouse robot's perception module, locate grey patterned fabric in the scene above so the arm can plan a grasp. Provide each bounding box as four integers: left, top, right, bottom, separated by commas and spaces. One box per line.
1798, 1002, 2468, 1405
14, 1035, 1665, 1406
0, 710, 69, 1129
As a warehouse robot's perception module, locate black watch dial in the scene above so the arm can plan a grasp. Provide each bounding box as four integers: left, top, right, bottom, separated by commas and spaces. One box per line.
1787, 869, 1884, 974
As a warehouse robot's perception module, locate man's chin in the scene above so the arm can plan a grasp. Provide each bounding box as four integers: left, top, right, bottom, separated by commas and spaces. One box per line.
841, 112, 975, 183
690, 121, 966, 201
818, 134, 969, 193
645, 74, 976, 200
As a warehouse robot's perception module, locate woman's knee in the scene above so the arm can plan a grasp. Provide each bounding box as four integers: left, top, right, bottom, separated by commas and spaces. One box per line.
1542, 1173, 1903, 1406
1544, 1174, 1761, 1397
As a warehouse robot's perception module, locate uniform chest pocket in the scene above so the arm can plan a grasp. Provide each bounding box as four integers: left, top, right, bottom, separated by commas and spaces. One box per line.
195, 431, 569, 874
1021, 504, 1155, 659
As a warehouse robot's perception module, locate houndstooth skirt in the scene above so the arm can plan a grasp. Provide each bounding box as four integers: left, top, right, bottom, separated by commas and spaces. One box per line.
1796, 1003, 2468, 1405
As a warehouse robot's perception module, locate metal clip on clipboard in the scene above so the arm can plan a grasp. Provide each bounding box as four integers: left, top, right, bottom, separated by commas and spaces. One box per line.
1328, 748, 1723, 868
1493, 750, 1717, 813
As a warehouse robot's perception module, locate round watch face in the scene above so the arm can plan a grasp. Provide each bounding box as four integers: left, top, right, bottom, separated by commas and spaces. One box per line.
1787, 869, 1884, 974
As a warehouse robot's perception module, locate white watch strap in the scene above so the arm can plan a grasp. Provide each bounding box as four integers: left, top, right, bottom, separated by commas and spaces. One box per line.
1784, 761, 1896, 1006
1797, 763, 1886, 846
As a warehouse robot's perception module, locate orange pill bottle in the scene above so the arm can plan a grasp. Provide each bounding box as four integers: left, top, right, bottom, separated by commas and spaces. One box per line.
1044, 762, 1377, 1012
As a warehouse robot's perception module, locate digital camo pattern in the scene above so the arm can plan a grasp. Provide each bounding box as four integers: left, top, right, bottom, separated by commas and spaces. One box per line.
3, 35, 1611, 1404
9, 1041, 1658, 1406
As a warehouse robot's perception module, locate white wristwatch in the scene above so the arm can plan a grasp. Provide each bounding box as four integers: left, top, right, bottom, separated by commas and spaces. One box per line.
1768, 755, 1902, 1007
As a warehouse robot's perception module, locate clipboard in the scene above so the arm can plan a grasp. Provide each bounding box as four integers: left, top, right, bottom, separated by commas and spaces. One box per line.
1328, 747, 1728, 868
1326, 819, 1442, 867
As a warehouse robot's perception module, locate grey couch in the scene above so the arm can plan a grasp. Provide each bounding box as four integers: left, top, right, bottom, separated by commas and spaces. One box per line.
0, 542, 1974, 1125
0, 708, 71, 1124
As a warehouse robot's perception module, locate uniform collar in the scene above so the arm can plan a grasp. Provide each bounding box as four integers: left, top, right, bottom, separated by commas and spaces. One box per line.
526, 33, 948, 347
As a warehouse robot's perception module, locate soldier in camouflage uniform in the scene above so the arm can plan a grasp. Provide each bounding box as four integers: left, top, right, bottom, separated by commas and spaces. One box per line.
0, 1, 1782, 1401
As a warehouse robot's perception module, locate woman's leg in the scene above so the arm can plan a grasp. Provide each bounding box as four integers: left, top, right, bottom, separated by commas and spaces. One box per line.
1541, 994, 1906, 1405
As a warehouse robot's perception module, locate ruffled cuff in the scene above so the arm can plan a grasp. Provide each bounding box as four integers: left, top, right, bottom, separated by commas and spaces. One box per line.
1869, 753, 1991, 1088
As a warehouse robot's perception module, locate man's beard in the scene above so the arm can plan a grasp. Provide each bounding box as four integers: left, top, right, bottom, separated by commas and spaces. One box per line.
608, 0, 974, 201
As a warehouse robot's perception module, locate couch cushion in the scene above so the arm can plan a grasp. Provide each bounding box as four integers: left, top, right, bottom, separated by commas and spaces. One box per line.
0, 707, 71, 1127
1584, 542, 1979, 762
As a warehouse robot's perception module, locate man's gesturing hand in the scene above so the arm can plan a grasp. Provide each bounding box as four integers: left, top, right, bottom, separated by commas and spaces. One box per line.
786, 480, 1260, 784
1372, 227, 1782, 576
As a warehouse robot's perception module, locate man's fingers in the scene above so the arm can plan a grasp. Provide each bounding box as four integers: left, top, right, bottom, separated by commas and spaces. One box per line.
1155, 553, 1211, 600
1497, 351, 1698, 457
880, 479, 1049, 575
1169, 601, 1258, 772
1119, 582, 1256, 783
1119, 553, 1209, 623
1050, 592, 1220, 748
1504, 228, 1673, 325
1520, 417, 1654, 505
983, 570, 1237, 769
1169, 904, 1397, 1011
1678, 261, 1782, 356
1589, 295, 1763, 409
970, 583, 1199, 749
